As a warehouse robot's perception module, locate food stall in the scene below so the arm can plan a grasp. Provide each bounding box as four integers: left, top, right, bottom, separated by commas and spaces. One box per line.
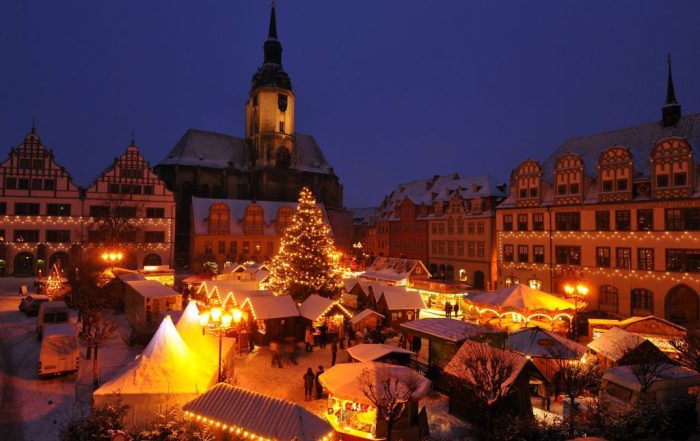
299, 294, 353, 340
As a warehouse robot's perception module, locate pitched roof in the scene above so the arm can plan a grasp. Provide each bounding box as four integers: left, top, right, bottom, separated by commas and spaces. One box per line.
587, 327, 648, 362
350, 207, 379, 226
183, 383, 332, 441
603, 363, 700, 392
468, 284, 576, 311
298, 294, 351, 322
363, 257, 430, 282
347, 344, 414, 362
349, 309, 384, 324
243, 295, 299, 320
126, 280, 180, 298
400, 318, 495, 343
380, 289, 425, 310
506, 326, 585, 359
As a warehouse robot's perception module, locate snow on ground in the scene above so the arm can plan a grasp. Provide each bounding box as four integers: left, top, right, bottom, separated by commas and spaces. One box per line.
421, 391, 473, 441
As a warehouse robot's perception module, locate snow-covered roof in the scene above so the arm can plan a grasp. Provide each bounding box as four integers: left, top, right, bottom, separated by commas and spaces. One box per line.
192, 197, 299, 236
380, 289, 425, 311
94, 316, 214, 396
349, 309, 384, 324
243, 295, 299, 320
506, 327, 585, 359
347, 344, 414, 362
318, 362, 431, 404
363, 257, 430, 282
400, 318, 496, 343
343, 277, 361, 292
587, 327, 648, 361
176, 301, 232, 368
615, 315, 686, 334
350, 207, 378, 226
299, 294, 351, 322
118, 272, 147, 282
158, 129, 335, 175
183, 384, 332, 441
42, 323, 76, 338
604, 363, 700, 392
126, 280, 180, 298
468, 284, 575, 311
222, 290, 274, 308
444, 341, 530, 403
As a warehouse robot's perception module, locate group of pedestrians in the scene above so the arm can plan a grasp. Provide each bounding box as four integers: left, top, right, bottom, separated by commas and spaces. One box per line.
303, 365, 326, 401
444, 300, 460, 318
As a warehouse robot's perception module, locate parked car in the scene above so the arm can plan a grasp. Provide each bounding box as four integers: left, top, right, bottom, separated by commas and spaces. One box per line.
19, 294, 50, 316
39, 323, 79, 378
36, 301, 70, 339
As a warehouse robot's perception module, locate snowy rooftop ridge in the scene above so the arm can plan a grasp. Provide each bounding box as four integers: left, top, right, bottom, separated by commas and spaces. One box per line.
587, 326, 647, 361
400, 318, 497, 343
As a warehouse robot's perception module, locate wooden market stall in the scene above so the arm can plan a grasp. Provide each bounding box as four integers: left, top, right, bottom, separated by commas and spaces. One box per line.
587, 326, 668, 369
376, 288, 425, 328
124, 280, 182, 328
347, 343, 415, 365
299, 294, 353, 341
241, 295, 302, 344
349, 309, 385, 333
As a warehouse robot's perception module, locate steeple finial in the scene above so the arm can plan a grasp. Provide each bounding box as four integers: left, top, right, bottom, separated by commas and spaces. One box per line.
130, 131, 136, 146
31, 117, 36, 134
268, 1, 277, 40
662, 53, 682, 127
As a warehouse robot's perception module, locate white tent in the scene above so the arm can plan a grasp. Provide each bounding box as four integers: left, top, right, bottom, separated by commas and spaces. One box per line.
176, 301, 233, 371
468, 284, 576, 311
93, 315, 215, 427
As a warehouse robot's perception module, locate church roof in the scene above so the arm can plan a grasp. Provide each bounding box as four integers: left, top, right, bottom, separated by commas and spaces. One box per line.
158, 129, 334, 175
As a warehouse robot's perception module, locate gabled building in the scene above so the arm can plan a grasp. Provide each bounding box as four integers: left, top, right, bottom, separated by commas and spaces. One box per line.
496, 59, 700, 323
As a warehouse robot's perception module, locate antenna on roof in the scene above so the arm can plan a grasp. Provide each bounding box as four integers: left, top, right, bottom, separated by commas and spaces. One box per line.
31, 117, 36, 134
130, 131, 136, 146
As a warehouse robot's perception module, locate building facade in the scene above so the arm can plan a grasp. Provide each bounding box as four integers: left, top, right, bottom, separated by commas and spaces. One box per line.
0, 129, 174, 275
155, 4, 351, 265
496, 64, 700, 323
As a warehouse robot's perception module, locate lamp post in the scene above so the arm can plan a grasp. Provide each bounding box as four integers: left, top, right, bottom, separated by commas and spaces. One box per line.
101, 251, 124, 274
200, 306, 242, 383
564, 283, 588, 339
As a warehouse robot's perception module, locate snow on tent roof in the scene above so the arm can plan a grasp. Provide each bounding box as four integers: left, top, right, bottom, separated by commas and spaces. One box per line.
299, 294, 351, 322
126, 280, 179, 298
604, 363, 700, 393
380, 289, 425, 310
400, 318, 495, 343
94, 316, 214, 396
349, 309, 384, 324
318, 362, 431, 404
347, 344, 415, 362
243, 295, 299, 320
444, 341, 530, 403
183, 383, 332, 441
176, 301, 231, 369
587, 327, 647, 362
468, 284, 575, 311
506, 327, 585, 359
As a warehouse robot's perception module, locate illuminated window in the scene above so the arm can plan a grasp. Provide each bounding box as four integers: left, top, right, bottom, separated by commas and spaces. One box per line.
533, 245, 545, 263
243, 205, 264, 235
638, 248, 654, 270
555, 246, 581, 265
207, 203, 230, 235
637, 210, 653, 231
596, 247, 610, 268
503, 245, 514, 262
615, 247, 631, 269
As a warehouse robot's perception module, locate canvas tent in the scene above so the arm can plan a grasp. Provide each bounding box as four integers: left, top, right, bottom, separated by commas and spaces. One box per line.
468, 284, 576, 311
176, 301, 234, 372
93, 316, 214, 427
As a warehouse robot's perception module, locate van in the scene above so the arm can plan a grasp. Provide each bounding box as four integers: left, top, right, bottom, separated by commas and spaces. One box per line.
39, 323, 79, 378
19, 294, 50, 316
36, 301, 70, 339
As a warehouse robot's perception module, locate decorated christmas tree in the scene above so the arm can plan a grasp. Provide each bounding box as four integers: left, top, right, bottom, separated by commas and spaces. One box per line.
268, 187, 343, 301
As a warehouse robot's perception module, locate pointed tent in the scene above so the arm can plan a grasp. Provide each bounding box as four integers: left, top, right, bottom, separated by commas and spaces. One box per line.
94, 316, 215, 427
468, 284, 576, 312
176, 301, 233, 371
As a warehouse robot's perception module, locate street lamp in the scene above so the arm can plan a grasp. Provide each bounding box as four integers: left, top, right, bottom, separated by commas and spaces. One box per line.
564, 283, 588, 339
101, 251, 124, 274
199, 306, 243, 382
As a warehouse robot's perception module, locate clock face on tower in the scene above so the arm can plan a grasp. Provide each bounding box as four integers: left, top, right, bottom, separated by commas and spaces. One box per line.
278, 94, 288, 112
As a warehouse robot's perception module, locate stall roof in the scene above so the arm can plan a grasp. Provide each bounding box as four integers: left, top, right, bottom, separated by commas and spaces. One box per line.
43, 323, 76, 337
221, 290, 274, 308
182, 274, 213, 284
347, 344, 415, 362
603, 363, 700, 392
318, 362, 431, 405
349, 309, 385, 325
126, 280, 179, 298
299, 294, 351, 322
343, 277, 361, 292
587, 327, 648, 362
380, 289, 425, 310
468, 284, 576, 311
183, 383, 332, 441
506, 327, 586, 359
243, 295, 299, 320
400, 318, 496, 343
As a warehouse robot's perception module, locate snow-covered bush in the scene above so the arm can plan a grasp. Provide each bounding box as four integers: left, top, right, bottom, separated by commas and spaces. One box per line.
59, 400, 129, 441
135, 408, 214, 441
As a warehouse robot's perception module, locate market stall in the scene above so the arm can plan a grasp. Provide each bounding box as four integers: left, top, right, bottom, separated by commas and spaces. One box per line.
241, 295, 302, 344
299, 294, 353, 340
347, 343, 415, 365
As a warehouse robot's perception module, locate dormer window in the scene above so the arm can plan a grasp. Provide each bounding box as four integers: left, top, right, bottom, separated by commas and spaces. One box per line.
519, 188, 527, 198
657, 174, 669, 187
514, 160, 542, 207
616, 179, 628, 191
207, 203, 230, 235
652, 138, 694, 198
602, 180, 613, 192
553, 154, 583, 204
675, 172, 687, 186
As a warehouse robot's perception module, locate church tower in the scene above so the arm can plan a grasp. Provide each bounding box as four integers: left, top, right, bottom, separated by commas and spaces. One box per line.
245, 3, 296, 168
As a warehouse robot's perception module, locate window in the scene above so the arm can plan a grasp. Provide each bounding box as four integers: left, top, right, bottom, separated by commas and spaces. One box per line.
595, 211, 610, 231
533, 245, 545, 263
144, 231, 165, 243
146, 207, 165, 218
447, 241, 454, 256
599, 285, 619, 312
5, 177, 17, 189
517, 214, 528, 231
457, 241, 464, 256
431, 241, 438, 254
615, 210, 631, 231
519, 188, 527, 198
431, 224, 437, 234
638, 248, 654, 270
438, 223, 445, 234
90, 205, 110, 218
555, 246, 581, 265
533, 213, 544, 231
143, 185, 154, 195
477, 242, 485, 257
555, 212, 580, 231
14, 230, 39, 242
0, 203, 5, 215
602, 180, 613, 192
505, 276, 520, 287
631, 289, 654, 312
666, 208, 700, 231
438, 241, 445, 255
230, 241, 237, 254
675, 172, 688, 186
503, 245, 514, 262
518, 245, 528, 262
557, 184, 567, 195
503, 215, 513, 231
666, 249, 700, 272
47, 204, 71, 216
18, 178, 29, 189
637, 210, 653, 231
19, 158, 30, 169
31, 179, 42, 190
204, 241, 213, 254
32, 159, 44, 169
569, 183, 579, 194
616, 179, 628, 191
596, 247, 611, 268
242, 241, 250, 255
218, 241, 225, 254
471, 200, 482, 213
530, 187, 538, 198
657, 174, 669, 188
46, 230, 70, 242
120, 168, 143, 179
109, 184, 120, 193
43, 179, 55, 190
14, 203, 40, 215
615, 248, 631, 269
457, 220, 464, 234
467, 241, 475, 257
467, 222, 475, 234
447, 219, 454, 234
477, 222, 485, 234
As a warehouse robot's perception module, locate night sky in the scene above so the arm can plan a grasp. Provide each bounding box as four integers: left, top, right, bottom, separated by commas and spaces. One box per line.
1, 1, 700, 208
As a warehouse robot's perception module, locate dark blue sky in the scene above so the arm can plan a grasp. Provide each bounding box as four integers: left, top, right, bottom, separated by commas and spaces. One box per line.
2, 1, 700, 208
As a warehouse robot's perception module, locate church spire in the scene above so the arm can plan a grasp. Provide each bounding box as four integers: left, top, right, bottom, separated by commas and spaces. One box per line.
662, 54, 681, 127
263, 2, 282, 65
268, 1, 278, 40
251, 2, 291, 91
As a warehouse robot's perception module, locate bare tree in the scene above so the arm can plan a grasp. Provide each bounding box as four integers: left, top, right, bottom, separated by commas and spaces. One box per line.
359, 365, 424, 441
85, 309, 119, 389
671, 324, 700, 372
450, 342, 520, 437
88, 193, 144, 245
623, 345, 671, 399
551, 354, 601, 438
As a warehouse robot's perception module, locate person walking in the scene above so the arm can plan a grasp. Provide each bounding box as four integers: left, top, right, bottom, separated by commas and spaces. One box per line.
445, 301, 453, 318
303, 368, 315, 401
331, 339, 338, 366
305, 327, 314, 352
319, 323, 328, 348
338, 323, 346, 349
270, 341, 282, 368
453, 301, 460, 318
315, 365, 325, 399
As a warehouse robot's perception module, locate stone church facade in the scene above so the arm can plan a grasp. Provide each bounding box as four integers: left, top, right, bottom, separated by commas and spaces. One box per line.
156, 5, 351, 265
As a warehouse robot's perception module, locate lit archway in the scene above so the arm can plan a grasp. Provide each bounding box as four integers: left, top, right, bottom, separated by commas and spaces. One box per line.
143, 253, 162, 267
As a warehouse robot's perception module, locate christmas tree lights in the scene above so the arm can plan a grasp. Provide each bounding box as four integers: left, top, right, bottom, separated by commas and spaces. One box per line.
267, 187, 343, 301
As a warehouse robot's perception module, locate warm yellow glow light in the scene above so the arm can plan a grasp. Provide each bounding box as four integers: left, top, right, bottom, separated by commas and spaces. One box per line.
221, 314, 233, 328
232, 307, 243, 324
199, 311, 210, 327
576, 284, 589, 296
211, 307, 222, 322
